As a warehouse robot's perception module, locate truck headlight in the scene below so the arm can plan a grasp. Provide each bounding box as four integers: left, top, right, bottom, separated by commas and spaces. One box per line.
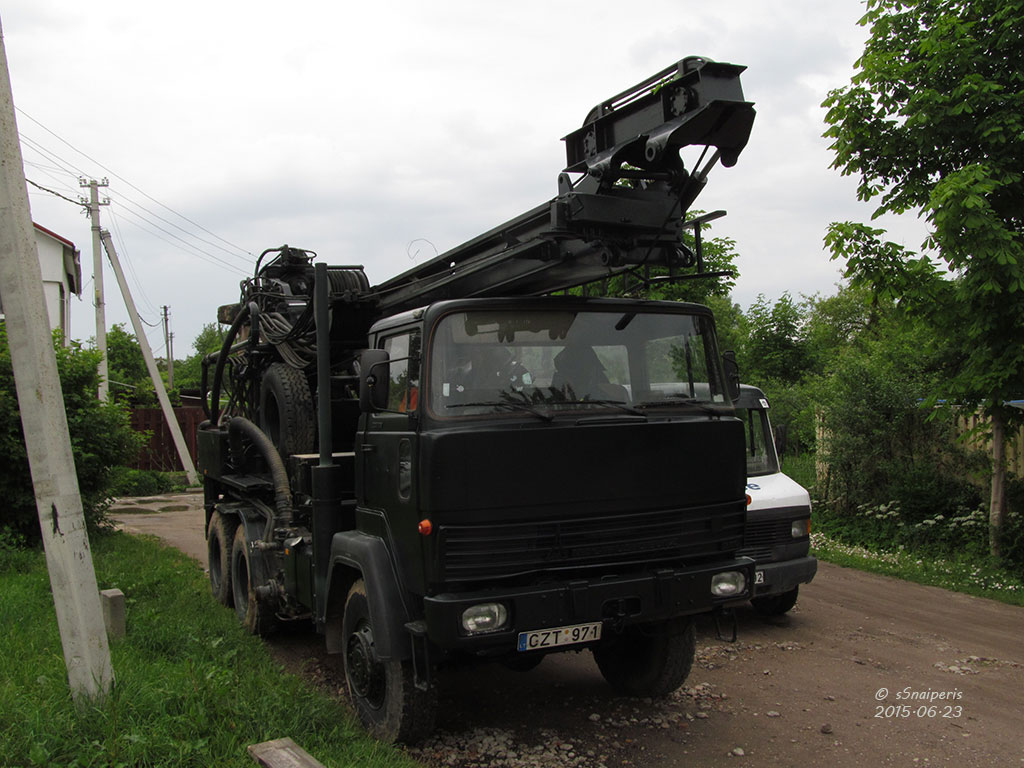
711, 571, 746, 597
461, 603, 509, 634
791, 519, 810, 538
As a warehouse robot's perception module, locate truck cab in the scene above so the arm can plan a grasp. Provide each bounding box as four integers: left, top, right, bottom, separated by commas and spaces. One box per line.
734, 384, 817, 615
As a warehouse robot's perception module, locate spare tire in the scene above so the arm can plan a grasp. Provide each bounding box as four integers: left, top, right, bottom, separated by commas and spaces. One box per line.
260, 362, 315, 457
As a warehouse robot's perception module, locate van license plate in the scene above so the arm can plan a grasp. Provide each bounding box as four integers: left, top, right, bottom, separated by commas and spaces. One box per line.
517, 622, 602, 652
755, 570, 765, 584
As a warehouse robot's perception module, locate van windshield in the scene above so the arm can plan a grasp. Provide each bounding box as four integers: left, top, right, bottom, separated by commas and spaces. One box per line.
737, 406, 779, 476
427, 308, 730, 419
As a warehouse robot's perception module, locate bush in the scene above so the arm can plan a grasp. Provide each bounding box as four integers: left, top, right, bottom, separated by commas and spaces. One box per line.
0, 326, 145, 544
108, 467, 188, 497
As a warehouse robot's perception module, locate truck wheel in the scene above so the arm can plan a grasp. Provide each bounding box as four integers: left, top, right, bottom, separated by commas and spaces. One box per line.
230, 525, 278, 636
207, 511, 237, 607
260, 362, 315, 458
751, 586, 799, 616
593, 617, 695, 697
342, 580, 437, 743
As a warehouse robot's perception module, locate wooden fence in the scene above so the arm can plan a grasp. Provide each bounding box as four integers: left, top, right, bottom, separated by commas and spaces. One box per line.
956, 411, 1024, 477
129, 406, 205, 472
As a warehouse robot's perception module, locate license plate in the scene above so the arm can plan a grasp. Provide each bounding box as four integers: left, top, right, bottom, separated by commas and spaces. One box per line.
517, 622, 602, 652
755, 569, 765, 584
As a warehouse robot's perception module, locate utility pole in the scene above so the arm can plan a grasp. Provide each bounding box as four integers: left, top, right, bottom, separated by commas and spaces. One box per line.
102, 232, 197, 484
0, 18, 113, 701
162, 305, 174, 389
80, 177, 109, 401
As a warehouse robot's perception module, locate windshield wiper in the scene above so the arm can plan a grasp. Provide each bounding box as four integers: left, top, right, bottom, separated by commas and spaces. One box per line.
554, 399, 646, 417
635, 397, 724, 416
446, 401, 553, 422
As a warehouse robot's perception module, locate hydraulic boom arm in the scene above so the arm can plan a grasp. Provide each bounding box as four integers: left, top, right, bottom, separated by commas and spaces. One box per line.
372, 56, 755, 314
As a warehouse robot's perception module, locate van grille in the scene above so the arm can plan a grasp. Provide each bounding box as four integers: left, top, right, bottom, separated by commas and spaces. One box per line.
737, 519, 793, 562
438, 502, 745, 583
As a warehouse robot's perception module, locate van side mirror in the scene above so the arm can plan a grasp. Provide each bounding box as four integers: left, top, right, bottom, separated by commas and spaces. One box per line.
359, 349, 390, 412
722, 350, 741, 403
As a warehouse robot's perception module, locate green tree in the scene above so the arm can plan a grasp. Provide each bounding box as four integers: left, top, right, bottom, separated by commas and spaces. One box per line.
814, 303, 985, 546
105, 323, 155, 405
743, 293, 809, 386
173, 323, 226, 393
0, 326, 145, 544
822, 0, 1024, 556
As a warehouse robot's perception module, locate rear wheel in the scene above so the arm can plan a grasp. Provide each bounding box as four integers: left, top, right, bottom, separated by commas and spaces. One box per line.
342, 580, 436, 743
207, 511, 237, 607
230, 525, 278, 636
751, 586, 800, 616
593, 617, 696, 697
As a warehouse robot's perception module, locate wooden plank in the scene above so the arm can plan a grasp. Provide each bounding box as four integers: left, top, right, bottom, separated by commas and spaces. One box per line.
247, 738, 327, 768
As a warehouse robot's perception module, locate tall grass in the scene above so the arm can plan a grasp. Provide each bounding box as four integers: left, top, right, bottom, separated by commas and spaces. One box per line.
0, 534, 417, 768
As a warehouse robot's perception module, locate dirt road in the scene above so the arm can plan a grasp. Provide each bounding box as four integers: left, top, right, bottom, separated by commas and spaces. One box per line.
111, 497, 1024, 767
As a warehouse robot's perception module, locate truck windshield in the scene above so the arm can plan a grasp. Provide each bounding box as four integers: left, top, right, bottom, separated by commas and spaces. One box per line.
428, 308, 729, 419
738, 406, 780, 476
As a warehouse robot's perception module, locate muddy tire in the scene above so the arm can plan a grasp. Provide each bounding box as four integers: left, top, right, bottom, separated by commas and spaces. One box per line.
752, 586, 800, 616
259, 362, 315, 458
230, 525, 278, 636
342, 580, 437, 743
593, 617, 696, 697
207, 511, 237, 607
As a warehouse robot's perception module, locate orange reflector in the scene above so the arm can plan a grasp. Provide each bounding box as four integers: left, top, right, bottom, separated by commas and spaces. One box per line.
418, 519, 433, 536
745, 494, 752, 506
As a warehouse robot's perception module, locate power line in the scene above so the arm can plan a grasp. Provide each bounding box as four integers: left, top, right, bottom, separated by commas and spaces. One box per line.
109, 188, 253, 265
106, 207, 162, 319
25, 178, 86, 208
110, 204, 249, 277
18, 132, 90, 179
15, 107, 253, 258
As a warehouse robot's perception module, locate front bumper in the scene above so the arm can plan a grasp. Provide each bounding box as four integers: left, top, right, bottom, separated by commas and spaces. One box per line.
752, 555, 817, 597
422, 557, 755, 654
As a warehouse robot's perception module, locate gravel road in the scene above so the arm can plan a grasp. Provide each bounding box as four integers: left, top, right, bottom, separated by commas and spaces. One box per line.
112, 496, 1024, 767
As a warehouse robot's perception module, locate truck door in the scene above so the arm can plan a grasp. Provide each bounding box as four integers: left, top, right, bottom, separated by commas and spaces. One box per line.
359, 328, 421, 515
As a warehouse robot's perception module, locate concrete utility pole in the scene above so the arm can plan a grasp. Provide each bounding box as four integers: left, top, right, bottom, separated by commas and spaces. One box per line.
162, 305, 174, 389
81, 177, 109, 401
0, 18, 114, 701
101, 232, 197, 484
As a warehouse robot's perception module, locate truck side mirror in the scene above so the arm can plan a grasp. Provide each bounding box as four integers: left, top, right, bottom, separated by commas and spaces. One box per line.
722, 350, 741, 403
359, 349, 390, 412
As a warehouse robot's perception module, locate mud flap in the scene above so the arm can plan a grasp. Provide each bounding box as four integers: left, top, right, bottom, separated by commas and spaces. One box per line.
405, 620, 432, 691
713, 606, 738, 643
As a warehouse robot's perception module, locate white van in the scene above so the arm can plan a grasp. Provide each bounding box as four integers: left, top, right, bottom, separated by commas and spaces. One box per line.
735, 385, 817, 615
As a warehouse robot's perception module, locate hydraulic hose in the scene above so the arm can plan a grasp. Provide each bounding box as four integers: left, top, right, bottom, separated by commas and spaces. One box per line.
207, 301, 259, 425
227, 416, 292, 529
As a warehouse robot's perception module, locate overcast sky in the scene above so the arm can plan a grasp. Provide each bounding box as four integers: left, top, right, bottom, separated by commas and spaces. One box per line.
3, 0, 928, 356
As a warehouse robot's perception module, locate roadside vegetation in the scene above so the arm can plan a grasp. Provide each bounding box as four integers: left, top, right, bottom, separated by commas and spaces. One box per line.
0, 531, 416, 768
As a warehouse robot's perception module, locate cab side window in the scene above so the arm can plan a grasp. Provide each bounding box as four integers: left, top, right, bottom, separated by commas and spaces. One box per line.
382, 330, 421, 412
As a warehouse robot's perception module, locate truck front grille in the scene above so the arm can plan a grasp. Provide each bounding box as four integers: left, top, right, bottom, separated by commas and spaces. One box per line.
438, 502, 744, 583
737, 519, 793, 562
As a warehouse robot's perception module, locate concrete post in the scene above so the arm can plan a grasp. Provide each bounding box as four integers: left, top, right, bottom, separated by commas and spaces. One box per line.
0, 17, 113, 701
